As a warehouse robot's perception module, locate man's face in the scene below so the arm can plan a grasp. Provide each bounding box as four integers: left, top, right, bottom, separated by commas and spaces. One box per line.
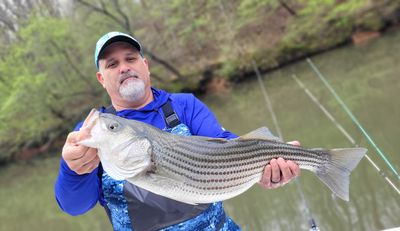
96, 42, 151, 105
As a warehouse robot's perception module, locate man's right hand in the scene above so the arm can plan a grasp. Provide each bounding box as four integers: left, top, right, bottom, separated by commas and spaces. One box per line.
62, 131, 100, 175
62, 110, 100, 175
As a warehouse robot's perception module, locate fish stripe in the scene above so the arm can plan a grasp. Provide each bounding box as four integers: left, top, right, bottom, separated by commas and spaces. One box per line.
157, 147, 323, 172
160, 164, 261, 192
154, 143, 326, 168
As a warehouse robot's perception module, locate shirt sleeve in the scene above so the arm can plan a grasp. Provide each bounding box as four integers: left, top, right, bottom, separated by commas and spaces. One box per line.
183, 94, 238, 139
54, 122, 102, 216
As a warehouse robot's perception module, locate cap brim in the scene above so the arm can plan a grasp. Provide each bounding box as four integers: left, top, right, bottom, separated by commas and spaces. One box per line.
97, 35, 142, 60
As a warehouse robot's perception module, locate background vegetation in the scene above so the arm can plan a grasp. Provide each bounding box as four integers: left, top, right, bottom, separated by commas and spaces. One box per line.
0, 1, 399, 230
0, 0, 399, 163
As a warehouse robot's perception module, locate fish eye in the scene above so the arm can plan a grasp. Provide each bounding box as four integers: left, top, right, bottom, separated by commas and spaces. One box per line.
108, 122, 121, 132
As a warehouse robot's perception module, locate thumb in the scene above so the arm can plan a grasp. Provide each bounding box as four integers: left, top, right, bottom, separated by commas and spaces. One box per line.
77, 109, 97, 142
81, 108, 97, 128
77, 126, 91, 142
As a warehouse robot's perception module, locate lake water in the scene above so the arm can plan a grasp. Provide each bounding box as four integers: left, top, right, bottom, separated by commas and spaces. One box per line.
202, 30, 400, 230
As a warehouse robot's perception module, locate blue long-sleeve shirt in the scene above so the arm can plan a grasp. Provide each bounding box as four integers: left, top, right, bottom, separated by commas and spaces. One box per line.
54, 88, 237, 216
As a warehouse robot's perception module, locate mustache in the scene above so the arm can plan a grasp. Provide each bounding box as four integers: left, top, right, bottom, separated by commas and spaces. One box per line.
119, 71, 139, 84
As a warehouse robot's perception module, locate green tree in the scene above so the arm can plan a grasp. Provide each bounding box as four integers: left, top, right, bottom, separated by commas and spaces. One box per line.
0, 15, 102, 161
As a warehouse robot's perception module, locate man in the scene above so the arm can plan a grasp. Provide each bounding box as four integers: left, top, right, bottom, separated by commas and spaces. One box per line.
55, 31, 300, 231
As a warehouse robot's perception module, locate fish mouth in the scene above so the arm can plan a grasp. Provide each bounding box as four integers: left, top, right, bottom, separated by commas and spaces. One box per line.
120, 74, 139, 84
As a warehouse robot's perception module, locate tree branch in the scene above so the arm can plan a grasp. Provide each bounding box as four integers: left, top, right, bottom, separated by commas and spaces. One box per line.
278, 0, 297, 17
112, 0, 131, 31
49, 40, 96, 92
145, 47, 184, 81
75, 0, 125, 26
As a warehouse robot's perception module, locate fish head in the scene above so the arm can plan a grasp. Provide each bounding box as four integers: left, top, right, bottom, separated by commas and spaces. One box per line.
79, 109, 152, 180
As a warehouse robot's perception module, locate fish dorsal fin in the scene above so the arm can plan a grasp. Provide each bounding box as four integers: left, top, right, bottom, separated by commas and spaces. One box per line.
239, 127, 282, 142
205, 138, 228, 143
188, 136, 228, 143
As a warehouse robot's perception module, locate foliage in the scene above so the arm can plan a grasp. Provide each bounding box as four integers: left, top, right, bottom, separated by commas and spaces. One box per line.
0, 14, 103, 161
0, 0, 399, 161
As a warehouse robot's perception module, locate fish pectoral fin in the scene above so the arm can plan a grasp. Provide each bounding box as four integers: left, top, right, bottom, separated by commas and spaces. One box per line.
239, 127, 282, 142
136, 173, 198, 205
146, 173, 183, 188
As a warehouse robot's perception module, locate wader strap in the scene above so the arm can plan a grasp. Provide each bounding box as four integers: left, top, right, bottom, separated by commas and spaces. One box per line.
103, 101, 180, 128
104, 105, 116, 114
161, 101, 180, 128
97, 163, 104, 191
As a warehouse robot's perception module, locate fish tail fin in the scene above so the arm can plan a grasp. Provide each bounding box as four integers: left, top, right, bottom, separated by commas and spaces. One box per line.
316, 148, 367, 201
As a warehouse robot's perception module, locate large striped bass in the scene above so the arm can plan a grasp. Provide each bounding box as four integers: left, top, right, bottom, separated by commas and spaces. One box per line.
79, 109, 367, 204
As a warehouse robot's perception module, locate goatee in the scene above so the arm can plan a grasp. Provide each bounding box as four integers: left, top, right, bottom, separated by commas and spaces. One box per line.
119, 78, 145, 102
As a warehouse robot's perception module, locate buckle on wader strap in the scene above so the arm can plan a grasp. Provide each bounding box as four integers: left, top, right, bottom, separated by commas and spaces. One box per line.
161, 101, 180, 128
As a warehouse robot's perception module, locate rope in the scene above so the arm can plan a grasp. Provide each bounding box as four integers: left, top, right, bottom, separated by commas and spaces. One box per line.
306, 58, 400, 180
292, 74, 400, 195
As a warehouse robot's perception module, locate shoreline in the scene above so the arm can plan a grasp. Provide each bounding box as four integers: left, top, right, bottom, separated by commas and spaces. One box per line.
188, 21, 400, 95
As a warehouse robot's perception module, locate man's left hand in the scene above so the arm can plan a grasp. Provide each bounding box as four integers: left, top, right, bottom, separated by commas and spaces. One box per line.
259, 141, 301, 189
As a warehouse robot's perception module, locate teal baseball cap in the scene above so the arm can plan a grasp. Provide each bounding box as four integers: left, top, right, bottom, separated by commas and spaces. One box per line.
94, 31, 143, 70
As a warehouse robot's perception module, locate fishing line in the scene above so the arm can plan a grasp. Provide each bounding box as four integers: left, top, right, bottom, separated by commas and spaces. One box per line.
292, 74, 400, 195
252, 61, 320, 231
306, 58, 400, 181
251, 60, 283, 139
216, 1, 320, 230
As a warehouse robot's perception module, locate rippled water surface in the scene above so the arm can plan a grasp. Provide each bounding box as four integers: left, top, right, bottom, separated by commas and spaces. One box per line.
203, 30, 400, 231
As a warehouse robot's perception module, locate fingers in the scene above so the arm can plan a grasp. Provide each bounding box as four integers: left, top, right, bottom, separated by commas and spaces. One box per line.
76, 147, 98, 164
277, 157, 292, 184
64, 147, 99, 174
62, 130, 99, 175
64, 125, 93, 160
288, 160, 300, 177
61, 112, 98, 175
259, 157, 301, 190
75, 155, 100, 175
287, 140, 301, 146
259, 159, 281, 189
285, 140, 301, 179
65, 130, 91, 148
259, 164, 272, 189
65, 131, 80, 145
63, 132, 90, 159
270, 158, 281, 183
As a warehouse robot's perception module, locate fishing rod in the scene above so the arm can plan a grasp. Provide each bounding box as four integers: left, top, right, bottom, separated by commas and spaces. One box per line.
216, 1, 320, 230
252, 61, 320, 231
292, 74, 400, 195
306, 58, 400, 181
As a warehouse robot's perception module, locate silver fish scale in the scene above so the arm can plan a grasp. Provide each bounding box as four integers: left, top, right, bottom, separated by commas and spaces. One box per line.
87, 112, 366, 203
148, 132, 329, 194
